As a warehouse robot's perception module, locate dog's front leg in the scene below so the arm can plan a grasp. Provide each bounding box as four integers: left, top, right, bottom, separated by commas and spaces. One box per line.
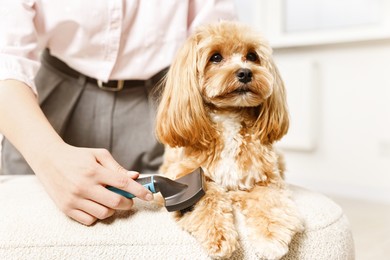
173, 181, 239, 259
231, 185, 304, 260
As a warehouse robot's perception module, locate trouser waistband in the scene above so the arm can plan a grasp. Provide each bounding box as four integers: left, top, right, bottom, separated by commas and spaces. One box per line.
42, 49, 168, 91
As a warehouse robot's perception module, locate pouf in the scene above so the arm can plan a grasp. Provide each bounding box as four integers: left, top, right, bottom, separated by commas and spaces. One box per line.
0, 176, 354, 259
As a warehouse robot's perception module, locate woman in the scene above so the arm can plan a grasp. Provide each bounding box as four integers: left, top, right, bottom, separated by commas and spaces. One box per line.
0, 0, 236, 225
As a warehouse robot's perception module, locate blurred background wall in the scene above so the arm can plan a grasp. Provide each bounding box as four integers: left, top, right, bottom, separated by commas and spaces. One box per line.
234, 0, 390, 203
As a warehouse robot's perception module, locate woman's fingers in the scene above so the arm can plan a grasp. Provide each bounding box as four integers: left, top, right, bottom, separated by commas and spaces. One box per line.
102, 169, 154, 202
68, 199, 122, 226
66, 190, 132, 226
34, 145, 153, 226
75, 199, 116, 220
87, 185, 134, 210
66, 209, 97, 226
93, 149, 154, 201
94, 148, 129, 175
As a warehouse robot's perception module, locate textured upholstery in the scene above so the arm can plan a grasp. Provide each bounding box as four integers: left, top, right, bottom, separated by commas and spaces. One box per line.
0, 176, 355, 259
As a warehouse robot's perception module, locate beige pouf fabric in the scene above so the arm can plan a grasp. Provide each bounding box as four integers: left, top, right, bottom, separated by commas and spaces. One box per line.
0, 176, 354, 259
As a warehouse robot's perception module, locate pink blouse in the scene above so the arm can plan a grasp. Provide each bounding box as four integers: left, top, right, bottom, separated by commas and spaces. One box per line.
0, 0, 236, 94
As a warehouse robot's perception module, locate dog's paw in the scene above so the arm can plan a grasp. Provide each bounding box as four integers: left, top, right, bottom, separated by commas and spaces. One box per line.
204, 231, 239, 259
176, 210, 239, 259
250, 214, 304, 260
294, 218, 305, 234
253, 238, 288, 260
197, 222, 239, 259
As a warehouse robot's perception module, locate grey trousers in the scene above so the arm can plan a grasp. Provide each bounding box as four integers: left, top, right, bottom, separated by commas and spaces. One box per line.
1, 52, 165, 175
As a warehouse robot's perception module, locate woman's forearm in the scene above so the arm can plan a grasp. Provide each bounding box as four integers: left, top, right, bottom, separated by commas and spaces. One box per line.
0, 79, 153, 225
0, 79, 64, 169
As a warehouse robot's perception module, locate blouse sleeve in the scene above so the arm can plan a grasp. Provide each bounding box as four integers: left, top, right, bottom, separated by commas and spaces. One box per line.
0, 0, 40, 95
187, 0, 238, 34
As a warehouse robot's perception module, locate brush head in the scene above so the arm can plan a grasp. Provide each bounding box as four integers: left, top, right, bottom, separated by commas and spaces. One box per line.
153, 176, 188, 198
154, 168, 205, 212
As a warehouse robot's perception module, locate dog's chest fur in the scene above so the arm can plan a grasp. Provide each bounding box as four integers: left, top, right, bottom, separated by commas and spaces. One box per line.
207, 112, 274, 191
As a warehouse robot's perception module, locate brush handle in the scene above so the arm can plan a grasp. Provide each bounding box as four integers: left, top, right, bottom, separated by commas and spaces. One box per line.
106, 176, 156, 199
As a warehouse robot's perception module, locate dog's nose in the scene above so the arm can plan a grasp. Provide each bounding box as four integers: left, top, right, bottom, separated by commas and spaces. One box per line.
236, 68, 252, 83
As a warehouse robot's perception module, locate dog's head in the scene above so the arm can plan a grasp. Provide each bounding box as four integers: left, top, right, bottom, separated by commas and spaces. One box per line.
156, 21, 289, 149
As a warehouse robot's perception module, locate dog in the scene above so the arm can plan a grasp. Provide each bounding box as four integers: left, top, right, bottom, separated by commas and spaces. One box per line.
155, 21, 304, 259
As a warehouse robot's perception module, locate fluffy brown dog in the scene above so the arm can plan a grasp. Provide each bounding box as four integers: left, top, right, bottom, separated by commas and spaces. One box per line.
155, 21, 304, 259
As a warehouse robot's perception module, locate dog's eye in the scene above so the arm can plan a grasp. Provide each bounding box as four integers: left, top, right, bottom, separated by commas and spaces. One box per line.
210, 53, 223, 63
246, 52, 259, 62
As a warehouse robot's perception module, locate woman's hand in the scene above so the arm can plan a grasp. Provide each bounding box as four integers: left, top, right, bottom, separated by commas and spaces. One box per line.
0, 80, 153, 225
32, 142, 154, 225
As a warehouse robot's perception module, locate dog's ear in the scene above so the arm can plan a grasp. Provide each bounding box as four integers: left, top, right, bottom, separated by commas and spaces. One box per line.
156, 35, 214, 149
255, 57, 289, 144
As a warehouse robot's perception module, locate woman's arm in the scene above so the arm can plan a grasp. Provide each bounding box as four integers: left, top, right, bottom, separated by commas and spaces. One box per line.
0, 80, 153, 225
